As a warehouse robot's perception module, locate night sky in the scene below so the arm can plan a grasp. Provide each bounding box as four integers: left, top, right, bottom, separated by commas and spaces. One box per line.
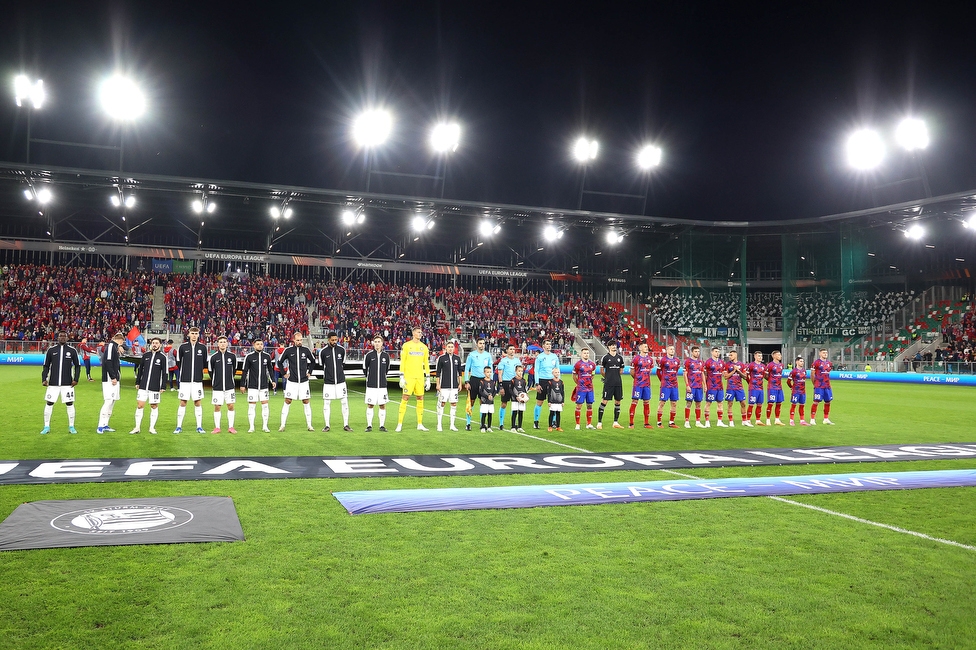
2, 1, 974, 222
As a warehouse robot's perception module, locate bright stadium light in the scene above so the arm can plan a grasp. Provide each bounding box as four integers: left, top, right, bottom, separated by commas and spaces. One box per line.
965, 213, 976, 229
605, 230, 624, 245
99, 75, 146, 121
357, 212, 365, 224
353, 109, 393, 147
270, 206, 281, 219
904, 224, 925, 240
110, 194, 121, 207
896, 118, 929, 151
192, 200, 204, 214
207, 202, 217, 214
543, 224, 563, 241
35, 187, 52, 204
411, 215, 427, 232
846, 129, 885, 170
573, 137, 598, 162
14, 75, 45, 109
125, 195, 136, 208
430, 122, 461, 153
341, 210, 356, 225
636, 144, 662, 170
479, 221, 501, 237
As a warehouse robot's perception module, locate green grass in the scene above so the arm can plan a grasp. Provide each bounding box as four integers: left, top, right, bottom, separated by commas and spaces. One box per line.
1, 366, 975, 649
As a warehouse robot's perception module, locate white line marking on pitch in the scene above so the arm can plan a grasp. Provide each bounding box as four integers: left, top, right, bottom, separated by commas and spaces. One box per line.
351, 389, 974, 552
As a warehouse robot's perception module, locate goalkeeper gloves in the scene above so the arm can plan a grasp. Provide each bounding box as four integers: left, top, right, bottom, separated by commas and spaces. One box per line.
399, 375, 406, 389
424, 376, 431, 391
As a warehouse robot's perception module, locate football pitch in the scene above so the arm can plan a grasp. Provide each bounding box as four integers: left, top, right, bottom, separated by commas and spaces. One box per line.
1, 365, 975, 649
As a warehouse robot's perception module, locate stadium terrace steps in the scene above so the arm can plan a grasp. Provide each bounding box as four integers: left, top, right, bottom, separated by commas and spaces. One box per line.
151, 285, 166, 331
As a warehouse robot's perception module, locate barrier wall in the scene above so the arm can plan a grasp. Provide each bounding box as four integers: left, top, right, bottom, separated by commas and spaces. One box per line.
0, 354, 132, 367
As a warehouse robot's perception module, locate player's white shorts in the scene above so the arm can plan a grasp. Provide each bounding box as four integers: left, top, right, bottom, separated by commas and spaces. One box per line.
322, 382, 347, 400
136, 389, 161, 405
44, 385, 75, 403
438, 388, 459, 404
247, 388, 270, 403
178, 382, 205, 402
102, 382, 121, 401
549, 403, 563, 412
365, 387, 389, 406
212, 390, 236, 406
480, 403, 495, 414
284, 381, 311, 401
511, 400, 526, 412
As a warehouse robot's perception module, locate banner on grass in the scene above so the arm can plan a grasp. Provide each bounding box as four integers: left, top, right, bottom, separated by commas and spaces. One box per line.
0, 496, 244, 550
334, 469, 976, 515
0, 443, 974, 485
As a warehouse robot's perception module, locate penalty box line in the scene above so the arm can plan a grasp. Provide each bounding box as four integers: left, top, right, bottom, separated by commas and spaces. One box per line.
353, 388, 976, 552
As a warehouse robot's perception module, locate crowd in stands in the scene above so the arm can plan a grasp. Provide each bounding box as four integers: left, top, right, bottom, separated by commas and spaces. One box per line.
938, 302, 976, 366
0, 265, 155, 341
163, 274, 312, 345
649, 290, 913, 331
311, 282, 448, 353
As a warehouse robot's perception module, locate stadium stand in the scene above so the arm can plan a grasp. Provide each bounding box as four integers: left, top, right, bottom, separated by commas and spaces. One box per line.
0, 265, 155, 342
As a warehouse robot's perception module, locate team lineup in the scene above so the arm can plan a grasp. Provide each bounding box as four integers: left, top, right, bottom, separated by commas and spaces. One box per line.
39, 327, 837, 435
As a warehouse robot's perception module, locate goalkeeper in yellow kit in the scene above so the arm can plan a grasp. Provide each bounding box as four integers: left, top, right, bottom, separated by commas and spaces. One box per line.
396, 326, 431, 431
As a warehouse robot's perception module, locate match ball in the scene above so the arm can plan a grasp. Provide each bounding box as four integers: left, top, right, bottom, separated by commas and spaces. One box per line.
517, 392, 528, 403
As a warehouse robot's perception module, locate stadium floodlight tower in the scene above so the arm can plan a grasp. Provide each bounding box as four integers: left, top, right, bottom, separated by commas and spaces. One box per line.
895, 117, 932, 197
13, 75, 45, 163
99, 74, 146, 172
430, 121, 461, 197
353, 109, 393, 192
636, 144, 663, 213
846, 128, 885, 170
605, 229, 624, 245
904, 223, 925, 241
479, 220, 501, 237
341, 209, 365, 226
573, 137, 599, 209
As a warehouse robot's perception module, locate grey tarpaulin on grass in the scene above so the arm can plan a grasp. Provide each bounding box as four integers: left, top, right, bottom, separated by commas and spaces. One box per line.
0, 496, 245, 551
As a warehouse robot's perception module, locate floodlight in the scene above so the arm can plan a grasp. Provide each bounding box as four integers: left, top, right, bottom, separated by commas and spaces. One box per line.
427, 220, 435, 230
411, 216, 427, 232
895, 118, 929, 151
99, 75, 146, 120
192, 200, 204, 214
637, 145, 662, 170
206, 202, 217, 214
846, 129, 885, 170
543, 224, 559, 241
341, 210, 356, 225
605, 230, 624, 245
904, 224, 925, 240
14, 75, 44, 109
283, 207, 293, 219
23, 189, 33, 200
430, 122, 461, 153
271, 207, 281, 219
110, 195, 121, 207
35, 188, 52, 204
124, 195, 136, 208
353, 109, 393, 147
965, 213, 976, 229
573, 137, 598, 162
357, 213, 365, 224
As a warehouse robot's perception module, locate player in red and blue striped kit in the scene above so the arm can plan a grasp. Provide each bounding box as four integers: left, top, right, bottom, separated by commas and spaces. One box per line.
703, 347, 725, 428
683, 346, 705, 428
573, 349, 597, 429
763, 350, 786, 426
723, 350, 747, 427
787, 356, 808, 426
810, 348, 835, 425
629, 341, 655, 428
656, 344, 681, 428
745, 351, 766, 427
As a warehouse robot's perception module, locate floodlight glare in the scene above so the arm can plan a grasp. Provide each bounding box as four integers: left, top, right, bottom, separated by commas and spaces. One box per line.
430, 122, 461, 153
846, 129, 885, 170
192, 200, 204, 214
895, 117, 929, 151
124, 195, 136, 208
353, 109, 393, 147
427, 220, 435, 230
357, 213, 365, 224
270, 206, 281, 219
637, 145, 662, 170
341, 210, 356, 225
904, 224, 925, 240
100, 75, 146, 120
605, 230, 624, 245
36, 188, 52, 204
206, 202, 217, 214
110, 195, 121, 207
23, 189, 33, 200
573, 137, 598, 162
411, 216, 427, 232
283, 207, 293, 219
14, 75, 45, 109
964, 213, 976, 229
543, 224, 559, 241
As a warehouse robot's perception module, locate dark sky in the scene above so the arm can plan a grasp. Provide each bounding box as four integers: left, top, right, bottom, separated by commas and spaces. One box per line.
2, 1, 975, 221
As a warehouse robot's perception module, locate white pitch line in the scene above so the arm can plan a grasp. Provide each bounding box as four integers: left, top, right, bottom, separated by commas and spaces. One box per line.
351, 388, 974, 552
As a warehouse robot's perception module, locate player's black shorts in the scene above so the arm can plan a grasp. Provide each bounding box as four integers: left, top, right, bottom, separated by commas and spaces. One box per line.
468, 376, 483, 403
602, 384, 623, 402
537, 378, 552, 402
500, 380, 513, 402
